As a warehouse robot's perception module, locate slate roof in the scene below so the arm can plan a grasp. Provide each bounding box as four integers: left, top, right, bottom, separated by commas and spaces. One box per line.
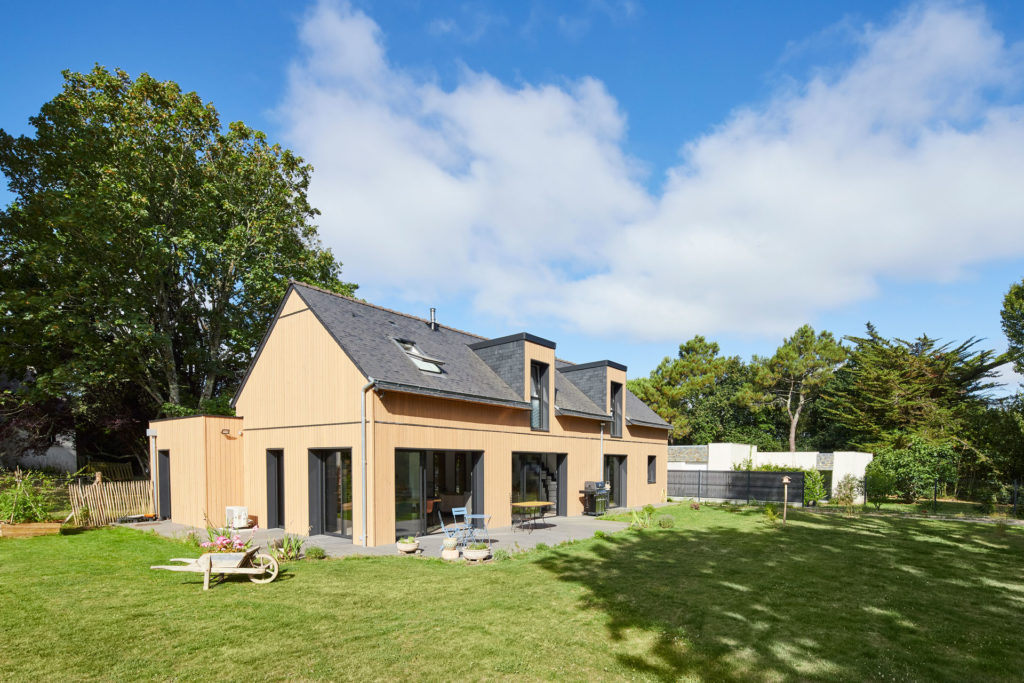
293, 284, 526, 409
236, 281, 670, 428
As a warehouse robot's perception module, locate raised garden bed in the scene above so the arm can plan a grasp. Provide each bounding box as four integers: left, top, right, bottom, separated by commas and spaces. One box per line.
0, 522, 63, 538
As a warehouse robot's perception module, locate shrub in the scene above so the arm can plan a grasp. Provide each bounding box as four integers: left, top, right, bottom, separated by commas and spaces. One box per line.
398, 536, 416, 544
871, 438, 957, 503
534, 543, 549, 551
305, 546, 326, 560
467, 542, 488, 551
593, 530, 606, 539
863, 466, 896, 510
763, 502, 780, 527
270, 534, 304, 561
833, 474, 860, 515
657, 515, 675, 529
803, 469, 827, 506
493, 549, 511, 561
630, 505, 656, 530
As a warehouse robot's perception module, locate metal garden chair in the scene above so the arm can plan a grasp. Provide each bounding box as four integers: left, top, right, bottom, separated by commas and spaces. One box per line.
437, 509, 471, 547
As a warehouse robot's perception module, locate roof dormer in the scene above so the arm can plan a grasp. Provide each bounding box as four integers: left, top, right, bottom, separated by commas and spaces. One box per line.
558, 360, 628, 434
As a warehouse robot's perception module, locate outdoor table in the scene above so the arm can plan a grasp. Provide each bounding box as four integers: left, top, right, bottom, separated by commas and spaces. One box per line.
511, 501, 554, 532
465, 513, 491, 544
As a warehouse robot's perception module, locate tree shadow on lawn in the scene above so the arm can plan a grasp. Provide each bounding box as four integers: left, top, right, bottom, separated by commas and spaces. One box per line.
536, 511, 1024, 682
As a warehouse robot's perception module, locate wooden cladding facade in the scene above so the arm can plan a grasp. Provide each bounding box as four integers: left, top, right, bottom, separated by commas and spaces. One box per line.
149, 415, 244, 529
152, 290, 668, 546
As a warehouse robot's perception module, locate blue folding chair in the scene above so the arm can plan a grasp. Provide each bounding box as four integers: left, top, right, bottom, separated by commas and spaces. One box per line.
438, 509, 471, 547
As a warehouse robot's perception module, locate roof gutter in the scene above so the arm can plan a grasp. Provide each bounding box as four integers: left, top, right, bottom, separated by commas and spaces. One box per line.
360, 378, 375, 546
626, 417, 673, 430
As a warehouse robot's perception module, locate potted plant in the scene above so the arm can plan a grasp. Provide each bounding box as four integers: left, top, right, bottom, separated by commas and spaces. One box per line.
441, 536, 460, 561
463, 542, 490, 562
397, 535, 420, 554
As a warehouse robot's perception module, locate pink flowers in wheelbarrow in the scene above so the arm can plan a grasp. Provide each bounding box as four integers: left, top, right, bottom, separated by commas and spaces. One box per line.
199, 520, 258, 553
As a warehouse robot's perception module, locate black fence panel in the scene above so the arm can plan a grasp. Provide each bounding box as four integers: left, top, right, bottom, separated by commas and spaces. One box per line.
667, 470, 804, 504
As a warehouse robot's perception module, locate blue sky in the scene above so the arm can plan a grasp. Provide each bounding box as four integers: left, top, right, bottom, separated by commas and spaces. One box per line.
3, 1, 1024, 390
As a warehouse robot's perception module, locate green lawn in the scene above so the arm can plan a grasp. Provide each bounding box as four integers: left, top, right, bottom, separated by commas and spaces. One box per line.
2, 506, 1022, 681
847, 498, 1021, 518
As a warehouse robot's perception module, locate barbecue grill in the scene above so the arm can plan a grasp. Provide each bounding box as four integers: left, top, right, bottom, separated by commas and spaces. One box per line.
580, 480, 609, 516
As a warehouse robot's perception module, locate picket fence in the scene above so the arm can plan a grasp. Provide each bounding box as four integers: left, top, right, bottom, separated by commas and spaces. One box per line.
68, 476, 153, 526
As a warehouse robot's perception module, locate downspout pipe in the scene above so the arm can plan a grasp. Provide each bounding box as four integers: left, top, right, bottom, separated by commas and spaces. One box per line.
360, 379, 375, 546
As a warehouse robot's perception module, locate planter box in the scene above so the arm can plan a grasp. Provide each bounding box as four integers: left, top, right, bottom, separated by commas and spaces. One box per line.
0, 522, 63, 538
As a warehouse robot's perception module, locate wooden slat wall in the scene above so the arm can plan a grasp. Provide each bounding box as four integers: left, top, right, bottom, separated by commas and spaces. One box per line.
204, 416, 244, 527
149, 416, 206, 528
234, 291, 370, 541
370, 391, 668, 545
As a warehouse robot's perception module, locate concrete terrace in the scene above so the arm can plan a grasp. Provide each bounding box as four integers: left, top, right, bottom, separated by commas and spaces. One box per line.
124, 515, 629, 558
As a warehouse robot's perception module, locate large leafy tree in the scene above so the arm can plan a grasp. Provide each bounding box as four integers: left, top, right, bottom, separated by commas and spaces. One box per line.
1001, 278, 1024, 375
0, 66, 355, 455
628, 336, 781, 447
746, 325, 847, 452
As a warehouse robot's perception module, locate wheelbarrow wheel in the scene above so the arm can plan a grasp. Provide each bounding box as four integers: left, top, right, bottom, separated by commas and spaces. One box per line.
248, 553, 279, 583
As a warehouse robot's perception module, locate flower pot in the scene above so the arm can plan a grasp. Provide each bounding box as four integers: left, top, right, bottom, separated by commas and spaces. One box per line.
463, 547, 490, 562
441, 548, 461, 561
397, 541, 420, 554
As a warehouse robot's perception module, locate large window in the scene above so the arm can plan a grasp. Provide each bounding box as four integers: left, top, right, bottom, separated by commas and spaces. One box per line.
648, 455, 657, 484
610, 381, 623, 438
530, 361, 549, 431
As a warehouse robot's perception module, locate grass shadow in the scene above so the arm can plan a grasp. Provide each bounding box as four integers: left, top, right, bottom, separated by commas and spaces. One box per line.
536, 506, 1024, 681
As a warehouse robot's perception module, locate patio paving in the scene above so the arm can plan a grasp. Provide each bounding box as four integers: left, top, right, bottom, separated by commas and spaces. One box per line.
122, 514, 629, 558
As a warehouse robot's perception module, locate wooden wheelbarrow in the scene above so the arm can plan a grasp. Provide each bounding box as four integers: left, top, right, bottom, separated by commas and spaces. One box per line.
151, 546, 279, 590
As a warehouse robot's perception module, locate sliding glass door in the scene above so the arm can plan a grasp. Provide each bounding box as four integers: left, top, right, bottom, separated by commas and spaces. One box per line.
309, 449, 352, 538
395, 450, 426, 538
396, 450, 481, 537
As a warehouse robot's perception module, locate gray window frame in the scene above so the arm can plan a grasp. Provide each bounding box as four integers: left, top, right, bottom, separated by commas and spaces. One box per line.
530, 361, 550, 432
610, 381, 623, 438
647, 455, 657, 484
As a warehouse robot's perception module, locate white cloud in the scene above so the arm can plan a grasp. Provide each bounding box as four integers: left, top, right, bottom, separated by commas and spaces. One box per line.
993, 362, 1024, 395
282, 1, 1024, 341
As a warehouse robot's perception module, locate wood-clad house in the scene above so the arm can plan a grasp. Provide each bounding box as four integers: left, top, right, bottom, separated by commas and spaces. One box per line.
149, 282, 670, 546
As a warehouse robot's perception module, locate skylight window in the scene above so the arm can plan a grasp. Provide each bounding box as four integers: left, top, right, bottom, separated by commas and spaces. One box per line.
394, 338, 444, 374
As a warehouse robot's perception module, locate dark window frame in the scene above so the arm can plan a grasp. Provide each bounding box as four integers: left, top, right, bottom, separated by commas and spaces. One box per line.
530, 361, 550, 432
647, 455, 657, 484
610, 381, 623, 438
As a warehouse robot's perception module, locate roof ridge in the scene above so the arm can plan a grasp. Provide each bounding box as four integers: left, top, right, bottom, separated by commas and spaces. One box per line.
289, 280, 488, 341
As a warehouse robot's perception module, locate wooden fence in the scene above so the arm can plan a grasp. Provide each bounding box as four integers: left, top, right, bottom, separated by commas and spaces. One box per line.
68, 475, 153, 526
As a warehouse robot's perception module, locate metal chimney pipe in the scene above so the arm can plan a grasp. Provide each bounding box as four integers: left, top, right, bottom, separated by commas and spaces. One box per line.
430, 307, 437, 330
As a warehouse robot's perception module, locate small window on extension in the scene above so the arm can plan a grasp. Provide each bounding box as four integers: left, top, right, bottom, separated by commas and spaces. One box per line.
647, 455, 657, 484
394, 338, 444, 374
